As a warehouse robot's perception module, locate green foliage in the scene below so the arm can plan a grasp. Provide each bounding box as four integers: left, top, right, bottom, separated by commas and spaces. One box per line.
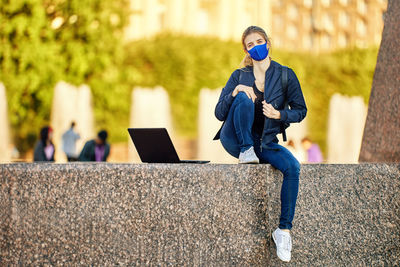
0, 0, 130, 153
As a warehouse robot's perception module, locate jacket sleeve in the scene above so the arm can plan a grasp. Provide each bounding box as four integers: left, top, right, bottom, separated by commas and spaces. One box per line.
103, 144, 110, 161
79, 141, 92, 161
214, 69, 240, 121
33, 142, 45, 161
278, 68, 307, 123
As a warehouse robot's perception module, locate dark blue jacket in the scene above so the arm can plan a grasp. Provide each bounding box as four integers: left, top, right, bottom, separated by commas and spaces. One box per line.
214, 60, 307, 148
79, 140, 110, 161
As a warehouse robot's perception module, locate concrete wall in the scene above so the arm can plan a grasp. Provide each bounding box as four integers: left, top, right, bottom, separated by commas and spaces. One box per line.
1, 163, 399, 265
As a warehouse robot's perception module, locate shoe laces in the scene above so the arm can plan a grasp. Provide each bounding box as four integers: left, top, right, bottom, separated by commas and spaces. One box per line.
281, 234, 292, 251
244, 147, 253, 155
276, 232, 292, 251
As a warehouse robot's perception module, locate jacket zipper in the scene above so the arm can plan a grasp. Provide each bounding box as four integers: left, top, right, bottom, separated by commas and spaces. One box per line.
260, 88, 267, 152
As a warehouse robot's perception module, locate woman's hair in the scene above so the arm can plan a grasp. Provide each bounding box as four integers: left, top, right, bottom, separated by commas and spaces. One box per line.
240, 25, 272, 67
40, 126, 52, 145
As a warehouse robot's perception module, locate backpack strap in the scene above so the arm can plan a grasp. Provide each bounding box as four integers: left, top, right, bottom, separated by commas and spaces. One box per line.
280, 66, 289, 142
281, 66, 288, 101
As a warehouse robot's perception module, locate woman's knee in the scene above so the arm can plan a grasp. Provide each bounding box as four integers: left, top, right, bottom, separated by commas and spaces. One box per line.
234, 92, 254, 107
284, 157, 300, 178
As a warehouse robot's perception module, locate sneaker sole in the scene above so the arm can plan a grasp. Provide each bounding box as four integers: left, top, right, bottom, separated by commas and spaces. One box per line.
272, 231, 291, 262
238, 160, 259, 164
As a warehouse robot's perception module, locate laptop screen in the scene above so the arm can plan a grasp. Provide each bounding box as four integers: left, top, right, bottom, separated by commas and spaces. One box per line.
128, 128, 181, 163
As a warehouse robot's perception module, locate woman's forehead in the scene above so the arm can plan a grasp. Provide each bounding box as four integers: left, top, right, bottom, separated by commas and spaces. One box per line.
244, 32, 265, 45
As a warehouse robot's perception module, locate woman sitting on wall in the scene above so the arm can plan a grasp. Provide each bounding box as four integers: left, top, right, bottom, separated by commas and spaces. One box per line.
214, 26, 307, 262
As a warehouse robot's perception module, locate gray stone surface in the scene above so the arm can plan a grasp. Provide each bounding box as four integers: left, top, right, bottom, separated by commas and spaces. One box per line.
359, 0, 400, 162
1, 163, 399, 266
1, 163, 269, 266
268, 164, 400, 266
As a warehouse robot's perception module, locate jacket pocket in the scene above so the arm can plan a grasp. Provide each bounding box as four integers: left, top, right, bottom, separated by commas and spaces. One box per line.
267, 93, 285, 109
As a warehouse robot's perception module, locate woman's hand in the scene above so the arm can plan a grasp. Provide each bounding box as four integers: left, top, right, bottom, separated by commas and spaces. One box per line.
262, 100, 281, 119
232, 84, 257, 102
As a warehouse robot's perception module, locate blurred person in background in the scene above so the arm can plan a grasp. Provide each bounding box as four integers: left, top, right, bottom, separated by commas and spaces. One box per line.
34, 126, 55, 162
62, 121, 81, 161
79, 130, 110, 162
214, 26, 307, 262
301, 137, 323, 163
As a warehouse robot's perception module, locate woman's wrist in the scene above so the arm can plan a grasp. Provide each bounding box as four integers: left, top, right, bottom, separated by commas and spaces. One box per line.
276, 110, 281, 120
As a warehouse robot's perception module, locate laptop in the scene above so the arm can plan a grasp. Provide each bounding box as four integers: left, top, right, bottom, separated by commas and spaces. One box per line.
128, 128, 209, 164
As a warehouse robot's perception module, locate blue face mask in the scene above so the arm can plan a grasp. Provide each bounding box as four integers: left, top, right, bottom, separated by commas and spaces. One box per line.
248, 43, 269, 61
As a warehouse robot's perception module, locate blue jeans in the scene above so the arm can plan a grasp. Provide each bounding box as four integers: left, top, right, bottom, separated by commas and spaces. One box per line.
220, 92, 300, 230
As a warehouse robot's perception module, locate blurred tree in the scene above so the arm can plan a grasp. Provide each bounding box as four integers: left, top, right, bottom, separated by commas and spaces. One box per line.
0, 0, 130, 154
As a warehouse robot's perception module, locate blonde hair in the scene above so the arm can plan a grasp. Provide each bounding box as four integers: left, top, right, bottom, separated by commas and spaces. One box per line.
240, 26, 272, 68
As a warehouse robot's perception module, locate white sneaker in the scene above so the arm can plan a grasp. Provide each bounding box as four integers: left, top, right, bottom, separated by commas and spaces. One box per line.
238, 146, 259, 164
272, 228, 292, 262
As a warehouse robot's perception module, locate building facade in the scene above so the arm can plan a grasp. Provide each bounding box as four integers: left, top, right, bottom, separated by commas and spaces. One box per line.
270, 0, 387, 52
125, 0, 272, 41
125, 0, 387, 52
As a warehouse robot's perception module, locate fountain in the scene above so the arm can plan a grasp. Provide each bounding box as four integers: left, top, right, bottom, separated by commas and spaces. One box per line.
328, 93, 367, 163
129, 86, 173, 162
197, 88, 236, 163
0, 83, 11, 162
278, 114, 308, 163
51, 82, 95, 162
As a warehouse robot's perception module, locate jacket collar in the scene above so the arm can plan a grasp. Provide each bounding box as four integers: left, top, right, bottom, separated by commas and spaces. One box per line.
240, 60, 282, 100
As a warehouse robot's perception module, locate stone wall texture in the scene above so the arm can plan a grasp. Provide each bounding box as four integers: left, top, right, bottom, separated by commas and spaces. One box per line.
359, 0, 400, 162
1, 163, 399, 266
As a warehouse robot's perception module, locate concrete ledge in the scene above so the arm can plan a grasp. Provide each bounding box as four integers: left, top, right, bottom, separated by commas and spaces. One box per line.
1, 163, 399, 266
